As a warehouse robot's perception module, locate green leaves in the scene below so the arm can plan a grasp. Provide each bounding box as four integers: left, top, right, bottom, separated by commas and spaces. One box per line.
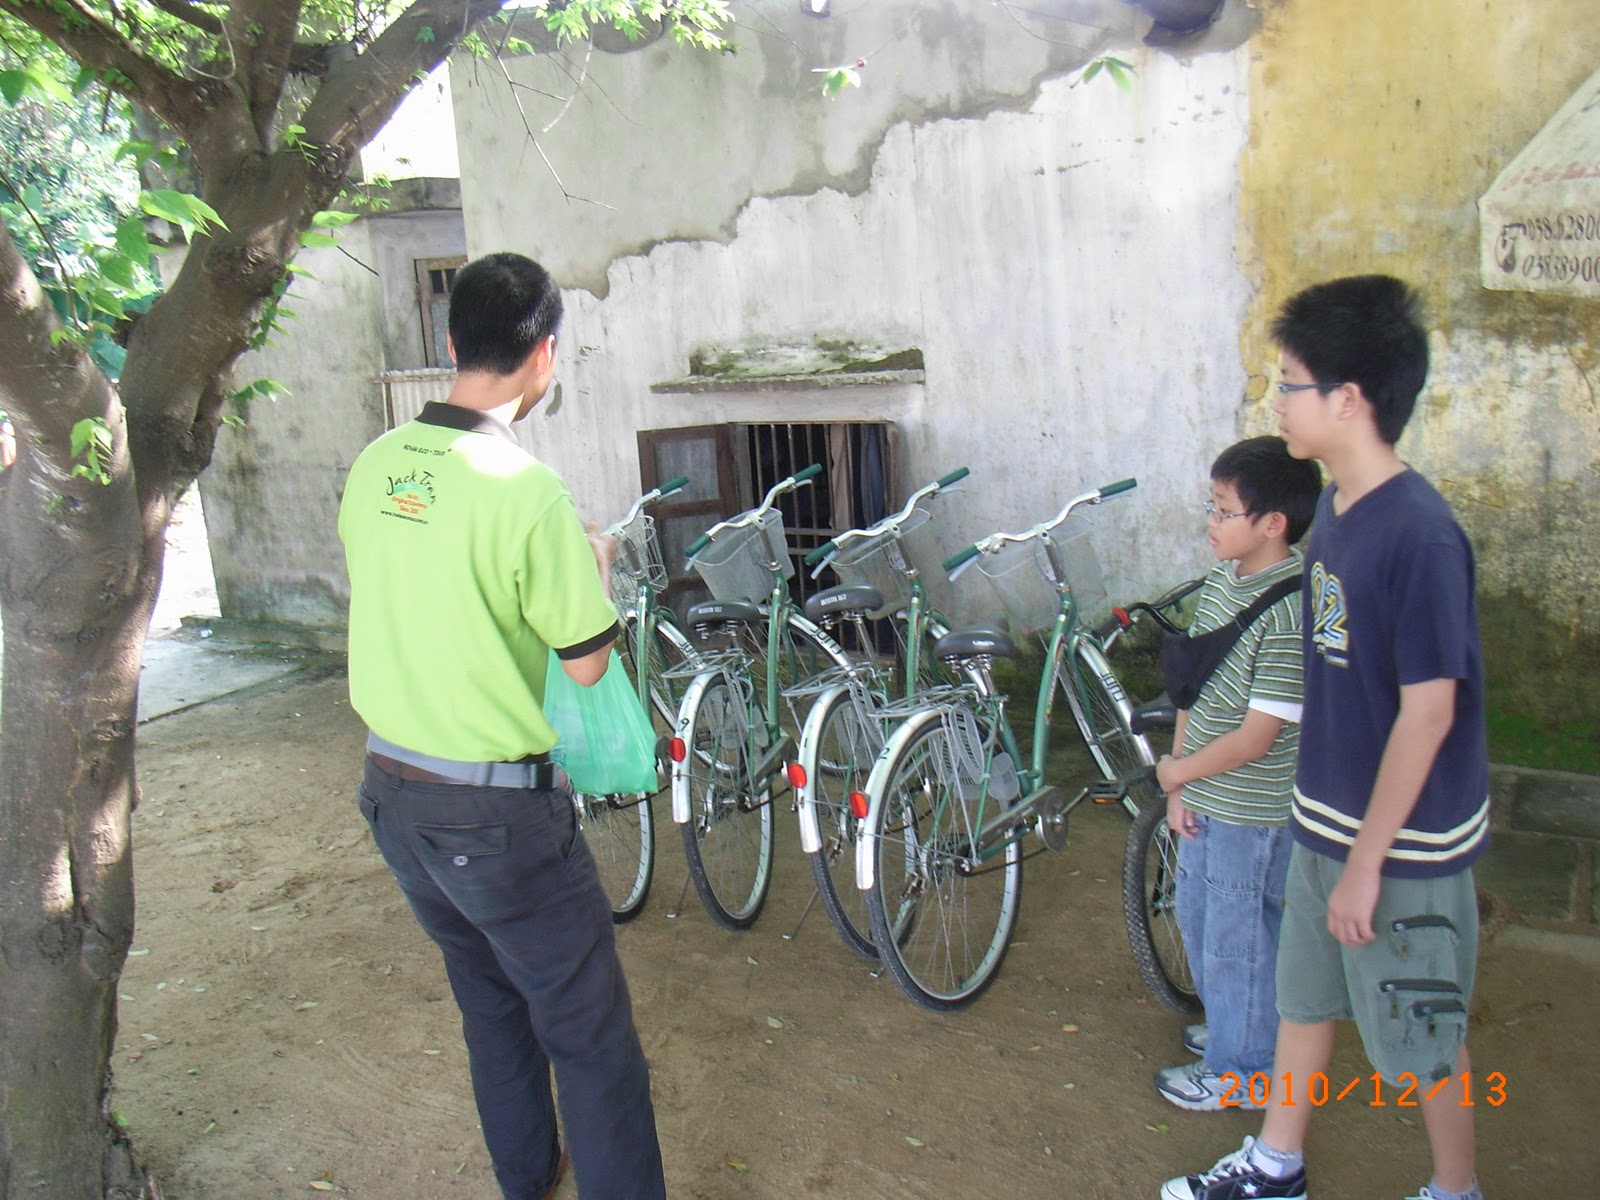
813, 65, 862, 98
139, 190, 226, 238
519, 1, 732, 52
0, 64, 72, 106
69, 417, 113, 486
1079, 55, 1135, 92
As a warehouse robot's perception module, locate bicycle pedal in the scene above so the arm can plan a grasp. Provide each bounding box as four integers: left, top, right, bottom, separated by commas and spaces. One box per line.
1089, 782, 1125, 804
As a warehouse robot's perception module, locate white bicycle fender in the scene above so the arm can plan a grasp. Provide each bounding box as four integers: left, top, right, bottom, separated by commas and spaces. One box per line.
670, 669, 722, 825
854, 707, 946, 893
794, 683, 852, 856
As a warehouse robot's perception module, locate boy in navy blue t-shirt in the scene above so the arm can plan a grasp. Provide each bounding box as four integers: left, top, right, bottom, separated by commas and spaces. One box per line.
1161, 276, 1487, 1200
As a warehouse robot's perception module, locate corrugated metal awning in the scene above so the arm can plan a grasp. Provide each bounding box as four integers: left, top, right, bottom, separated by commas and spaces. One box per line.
1478, 66, 1600, 299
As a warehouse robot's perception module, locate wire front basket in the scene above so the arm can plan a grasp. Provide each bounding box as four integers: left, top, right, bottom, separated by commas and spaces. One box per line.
974, 513, 1108, 636
610, 510, 667, 617
828, 498, 953, 618
688, 509, 793, 602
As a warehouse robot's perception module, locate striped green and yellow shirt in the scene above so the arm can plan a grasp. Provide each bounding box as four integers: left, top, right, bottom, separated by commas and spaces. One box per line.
1178, 551, 1304, 825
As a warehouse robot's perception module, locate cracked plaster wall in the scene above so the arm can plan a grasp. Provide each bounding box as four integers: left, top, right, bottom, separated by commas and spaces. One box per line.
451, 1, 1258, 603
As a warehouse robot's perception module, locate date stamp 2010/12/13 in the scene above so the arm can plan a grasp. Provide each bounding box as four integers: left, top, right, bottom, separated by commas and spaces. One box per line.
1215, 1072, 1507, 1109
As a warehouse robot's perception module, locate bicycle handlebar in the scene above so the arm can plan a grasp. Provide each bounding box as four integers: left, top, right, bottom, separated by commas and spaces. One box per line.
686, 464, 823, 564
1097, 576, 1205, 640
943, 478, 1138, 581
804, 466, 971, 575
607, 474, 695, 536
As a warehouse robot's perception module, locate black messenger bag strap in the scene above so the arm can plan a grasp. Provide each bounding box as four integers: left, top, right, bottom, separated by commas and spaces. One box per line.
1218, 575, 1302, 640
1160, 576, 1303, 708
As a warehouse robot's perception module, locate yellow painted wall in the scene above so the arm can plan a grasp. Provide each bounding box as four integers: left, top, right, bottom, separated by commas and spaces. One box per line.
1237, 0, 1600, 721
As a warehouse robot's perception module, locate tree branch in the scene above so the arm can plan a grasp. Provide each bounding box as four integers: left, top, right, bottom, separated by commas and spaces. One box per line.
146, 0, 222, 35
0, 0, 208, 135
225, 0, 304, 141
299, 0, 510, 158
0, 222, 118, 480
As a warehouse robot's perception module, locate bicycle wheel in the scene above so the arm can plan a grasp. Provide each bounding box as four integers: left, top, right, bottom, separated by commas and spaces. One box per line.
865, 716, 1024, 1010
580, 791, 655, 922
679, 673, 774, 929
1060, 638, 1154, 810
622, 612, 698, 729
804, 686, 884, 959
1122, 781, 1201, 1013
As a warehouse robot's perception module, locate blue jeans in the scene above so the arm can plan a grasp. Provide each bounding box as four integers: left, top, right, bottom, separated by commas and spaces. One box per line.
1175, 813, 1292, 1077
358, 757, 666, 1200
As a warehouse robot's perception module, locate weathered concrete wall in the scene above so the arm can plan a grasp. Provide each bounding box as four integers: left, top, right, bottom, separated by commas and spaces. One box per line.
1236, 0, 1600, 715
452, 0, 1261, 602
198, 197, 465, 626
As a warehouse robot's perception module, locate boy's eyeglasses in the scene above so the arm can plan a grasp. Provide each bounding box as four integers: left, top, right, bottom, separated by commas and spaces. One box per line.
1202, 500, 1256, 523
1275, 380, 1346, 394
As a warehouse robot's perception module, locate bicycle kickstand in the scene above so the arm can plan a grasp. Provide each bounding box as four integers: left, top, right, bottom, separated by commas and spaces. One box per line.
664, 871, 693, 919
782, 885, 821, 941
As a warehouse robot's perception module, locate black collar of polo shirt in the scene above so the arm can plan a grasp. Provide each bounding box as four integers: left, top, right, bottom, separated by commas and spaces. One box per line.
417, 401, 519, 447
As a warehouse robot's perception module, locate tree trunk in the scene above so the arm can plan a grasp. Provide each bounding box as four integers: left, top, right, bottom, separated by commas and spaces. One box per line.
0, 233, 163, 1198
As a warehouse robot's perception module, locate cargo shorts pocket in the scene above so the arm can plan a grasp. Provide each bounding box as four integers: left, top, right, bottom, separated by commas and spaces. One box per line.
1388, 913, 1458, 968
1373, 977, 1468, 1082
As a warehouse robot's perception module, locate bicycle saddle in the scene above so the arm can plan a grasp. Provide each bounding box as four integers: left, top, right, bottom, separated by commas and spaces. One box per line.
687, 599, 763, 626
1130, 694, 1178, 734
933, 628, 1017, 661
804, 585, 885, 623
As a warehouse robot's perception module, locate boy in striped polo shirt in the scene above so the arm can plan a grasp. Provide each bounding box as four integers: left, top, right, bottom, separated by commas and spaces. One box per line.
1153, 435, 1323, 1111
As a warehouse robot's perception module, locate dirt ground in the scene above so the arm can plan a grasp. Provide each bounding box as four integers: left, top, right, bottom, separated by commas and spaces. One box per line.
115, 667, 1595, 1199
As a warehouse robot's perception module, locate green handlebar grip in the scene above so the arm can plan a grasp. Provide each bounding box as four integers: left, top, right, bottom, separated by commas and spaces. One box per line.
943, 544, 980, 572
936, 467, 971, 488
685, 533, 710, 558
804, 539, 838, 567
794, 463, 824, 483
1099, 477, 1137, 497
660, 474, 689, 495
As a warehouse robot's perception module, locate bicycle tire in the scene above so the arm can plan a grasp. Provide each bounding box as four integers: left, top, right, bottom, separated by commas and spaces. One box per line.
580, 791, 655, 922
1121, 782, 1201, 1014
803, 687, 884, 959
865, 716, 1024, 1010
678, 673, 775, 929
1060, 638, 1154, 814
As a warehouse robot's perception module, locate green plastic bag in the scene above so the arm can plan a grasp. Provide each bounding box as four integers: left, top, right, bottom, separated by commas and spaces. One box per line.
542, 648, 659, 795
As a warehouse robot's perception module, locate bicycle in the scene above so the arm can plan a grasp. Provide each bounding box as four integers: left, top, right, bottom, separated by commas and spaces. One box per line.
1104, 584, 1207, 1015
578, 475, 702, 922
854, 478, 1163, 1010
788, 467, 971, 959
667, 464, 854, 931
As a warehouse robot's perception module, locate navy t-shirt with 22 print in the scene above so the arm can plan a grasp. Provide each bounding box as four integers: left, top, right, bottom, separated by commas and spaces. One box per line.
1291, 470, 1490, 879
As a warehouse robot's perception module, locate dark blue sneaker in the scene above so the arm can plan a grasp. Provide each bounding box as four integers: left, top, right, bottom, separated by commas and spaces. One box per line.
1160, 1138, 1308, 1199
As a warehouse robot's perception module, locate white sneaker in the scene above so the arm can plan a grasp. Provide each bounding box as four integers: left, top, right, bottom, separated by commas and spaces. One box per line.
1153, 1061, 1263, 1112
1182, 1023, 1208, 1055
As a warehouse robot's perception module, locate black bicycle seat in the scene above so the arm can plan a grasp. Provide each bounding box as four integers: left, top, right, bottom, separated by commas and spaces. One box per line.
933, 628, 1017, 661
804, 585, 885, 623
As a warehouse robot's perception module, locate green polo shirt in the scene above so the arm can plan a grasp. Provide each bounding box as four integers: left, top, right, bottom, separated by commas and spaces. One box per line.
338, 402, 618, 761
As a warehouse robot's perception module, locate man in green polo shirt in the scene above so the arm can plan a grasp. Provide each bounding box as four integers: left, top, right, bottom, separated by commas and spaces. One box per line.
339, 252, 665, 1200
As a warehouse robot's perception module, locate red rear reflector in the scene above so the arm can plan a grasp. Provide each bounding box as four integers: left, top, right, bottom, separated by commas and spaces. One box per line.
668, 737, 687, 763
1112, 607, 1131, 627
849, 791, 869, 820
786, 762, 807, 789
